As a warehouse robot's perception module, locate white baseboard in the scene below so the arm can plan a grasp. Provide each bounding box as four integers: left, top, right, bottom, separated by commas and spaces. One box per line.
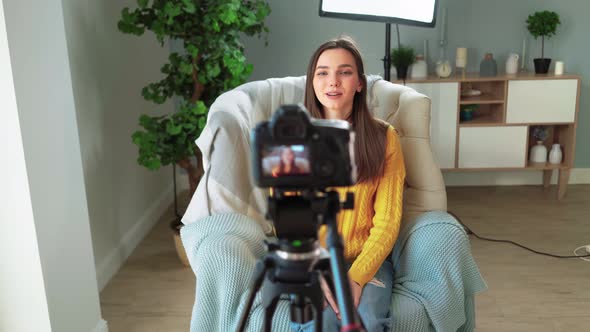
96, 185, 173, 291
92, 319, 108, 332
443, 168, 590, 186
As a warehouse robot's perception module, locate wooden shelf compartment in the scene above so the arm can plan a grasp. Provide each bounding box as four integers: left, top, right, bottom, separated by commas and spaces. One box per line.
459, 103, 505, 126
525, 124, 575, 167
460, 80, 506, 104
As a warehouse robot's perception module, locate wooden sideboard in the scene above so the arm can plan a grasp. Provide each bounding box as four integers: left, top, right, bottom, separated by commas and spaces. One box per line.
396, 72, 581, 199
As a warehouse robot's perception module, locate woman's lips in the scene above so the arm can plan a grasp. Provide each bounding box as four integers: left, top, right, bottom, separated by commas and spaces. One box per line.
326, 91, 342, 99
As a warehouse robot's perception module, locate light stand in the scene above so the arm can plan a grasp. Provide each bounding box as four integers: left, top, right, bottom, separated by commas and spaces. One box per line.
382, 23, 402, 82
383, 23, 391, 81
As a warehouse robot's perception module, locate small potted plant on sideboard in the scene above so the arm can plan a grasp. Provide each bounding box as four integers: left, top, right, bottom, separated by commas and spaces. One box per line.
391, 45, 416, 81
526, 10, 561, 74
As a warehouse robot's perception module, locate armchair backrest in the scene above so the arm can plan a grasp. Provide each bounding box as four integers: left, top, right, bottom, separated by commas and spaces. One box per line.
182, 76, 446, 231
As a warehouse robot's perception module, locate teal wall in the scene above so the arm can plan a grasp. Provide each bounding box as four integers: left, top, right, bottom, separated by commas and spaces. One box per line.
242, 0, 590, 167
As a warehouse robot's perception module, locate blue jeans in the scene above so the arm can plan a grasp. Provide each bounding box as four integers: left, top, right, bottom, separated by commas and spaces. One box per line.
291, 259, 393, 332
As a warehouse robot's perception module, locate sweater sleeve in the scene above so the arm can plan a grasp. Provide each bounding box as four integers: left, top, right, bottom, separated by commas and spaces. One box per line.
348, 127, 406, 287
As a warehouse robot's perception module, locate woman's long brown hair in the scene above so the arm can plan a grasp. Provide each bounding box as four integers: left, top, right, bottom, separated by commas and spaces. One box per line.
304, 37, 388, 183
278, 146, 297, 174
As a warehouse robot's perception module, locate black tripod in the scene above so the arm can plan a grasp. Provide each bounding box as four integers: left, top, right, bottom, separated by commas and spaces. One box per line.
237, 190, 365, 332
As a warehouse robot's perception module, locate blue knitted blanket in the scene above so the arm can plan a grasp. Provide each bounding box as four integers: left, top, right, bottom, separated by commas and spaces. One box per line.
181, 213, 292, 332
181, 212, 486, 332
390, 211, 487, 332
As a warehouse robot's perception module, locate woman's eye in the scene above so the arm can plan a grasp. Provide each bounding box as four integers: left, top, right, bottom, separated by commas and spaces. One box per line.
316, 71, 328, 76
339, 71, 353, 76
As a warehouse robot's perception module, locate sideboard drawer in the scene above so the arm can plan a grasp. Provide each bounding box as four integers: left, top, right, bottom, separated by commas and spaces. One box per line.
458, 126, 527, 168
506, 79, 577, 123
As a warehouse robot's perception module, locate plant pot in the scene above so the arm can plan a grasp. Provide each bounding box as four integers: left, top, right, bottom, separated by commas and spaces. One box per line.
460, 110, 473, 121
395, 65, 409, 80
171, 219, 190, 267
534, 58, 551, 74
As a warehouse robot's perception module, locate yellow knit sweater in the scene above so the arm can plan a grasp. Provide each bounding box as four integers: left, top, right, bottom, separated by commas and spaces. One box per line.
319, 126, 405, 287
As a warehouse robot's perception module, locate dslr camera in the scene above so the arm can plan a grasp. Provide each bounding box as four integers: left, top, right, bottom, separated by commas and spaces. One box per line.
239, 104, 365, 332
251, 104, 357, 189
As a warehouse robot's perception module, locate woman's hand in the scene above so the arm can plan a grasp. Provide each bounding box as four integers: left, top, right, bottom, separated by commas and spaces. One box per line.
319, 275, 364, 321
319, 275, 341, 320
349, 280, 363, 308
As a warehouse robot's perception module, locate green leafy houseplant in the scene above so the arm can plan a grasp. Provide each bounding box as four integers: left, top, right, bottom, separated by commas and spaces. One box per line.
118, 0, 271, 194
391, 45, 416, 80
526, 10, 560, 59
526, 10, 560, 73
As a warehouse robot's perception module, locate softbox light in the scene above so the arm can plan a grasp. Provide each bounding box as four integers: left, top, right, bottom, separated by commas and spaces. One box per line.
319, 0, 438, 27
319, 0, 440, 80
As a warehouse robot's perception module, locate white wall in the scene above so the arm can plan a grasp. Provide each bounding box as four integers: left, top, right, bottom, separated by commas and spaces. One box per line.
0, 2, 52, 330
1, 0, 104, 331
243, 0, 470, 81
60, 0, 173, 290
242, 0, 590, 168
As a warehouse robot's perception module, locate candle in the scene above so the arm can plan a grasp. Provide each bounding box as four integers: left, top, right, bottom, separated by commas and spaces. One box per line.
440, 8, 446, 42
424, 39, 428, 64
555, 61, 564, 75
456, 47, 467, 68
521, 38, 526, 70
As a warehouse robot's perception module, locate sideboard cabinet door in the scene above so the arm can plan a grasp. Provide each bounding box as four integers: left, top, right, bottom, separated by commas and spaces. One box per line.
506, 79, 577, 124
407, 82, 458, 169
458, 126, 527, 168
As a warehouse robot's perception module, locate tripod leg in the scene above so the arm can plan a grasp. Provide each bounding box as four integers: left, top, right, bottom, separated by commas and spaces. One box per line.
263, 297, 280, 332
313, 293, 323, 332
237, 259, 268, 332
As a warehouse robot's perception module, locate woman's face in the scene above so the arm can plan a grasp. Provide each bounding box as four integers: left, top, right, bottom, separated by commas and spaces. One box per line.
281, 147, 294, 164
312, 48, 363, 120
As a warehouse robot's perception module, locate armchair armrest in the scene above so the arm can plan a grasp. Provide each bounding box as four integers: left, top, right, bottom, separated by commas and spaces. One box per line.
391, 211, 487, 332
393, 90, 447, 222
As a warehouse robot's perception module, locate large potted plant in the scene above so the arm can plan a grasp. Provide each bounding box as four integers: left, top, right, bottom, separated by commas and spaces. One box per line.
118, 0, 270, 264
391, 45, 416, 81
526, 10, 561, 74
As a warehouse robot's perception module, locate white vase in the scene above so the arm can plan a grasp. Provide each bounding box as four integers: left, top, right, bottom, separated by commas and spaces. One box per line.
549, 144, 563, 164
506, 53, 520, 74
411, 56, 428, 79
530, 141, 547, 163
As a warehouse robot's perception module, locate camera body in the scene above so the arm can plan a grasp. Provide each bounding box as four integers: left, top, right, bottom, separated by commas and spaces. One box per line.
251, 104, 357, 189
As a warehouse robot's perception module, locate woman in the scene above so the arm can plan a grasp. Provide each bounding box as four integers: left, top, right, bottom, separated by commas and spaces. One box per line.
271, 146, 305, 176
293, 36, 406, 331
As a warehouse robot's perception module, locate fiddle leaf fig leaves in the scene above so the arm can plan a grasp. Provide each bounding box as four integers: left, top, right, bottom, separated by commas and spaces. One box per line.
118, 0, 270, 170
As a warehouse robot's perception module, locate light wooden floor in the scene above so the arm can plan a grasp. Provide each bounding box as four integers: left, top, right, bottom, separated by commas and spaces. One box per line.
100, 185, 590, 331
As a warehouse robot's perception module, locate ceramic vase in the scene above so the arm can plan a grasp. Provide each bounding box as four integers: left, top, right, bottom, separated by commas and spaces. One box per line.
411, 55, 428, 79
479, 53, 497, 77
549, 144, 563, 164
530, 141, 547, 163
506, 53, 520, 74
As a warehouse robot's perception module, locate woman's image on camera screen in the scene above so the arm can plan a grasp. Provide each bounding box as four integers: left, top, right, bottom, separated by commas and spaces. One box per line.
262, 145, 310, 177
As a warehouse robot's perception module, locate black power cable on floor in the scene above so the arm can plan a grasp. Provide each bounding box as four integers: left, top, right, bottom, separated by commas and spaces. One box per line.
448, 211, 590, 259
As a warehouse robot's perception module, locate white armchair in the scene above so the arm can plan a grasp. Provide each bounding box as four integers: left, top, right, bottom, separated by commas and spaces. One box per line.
181, 75, 486, 332
183, 75, 446, 228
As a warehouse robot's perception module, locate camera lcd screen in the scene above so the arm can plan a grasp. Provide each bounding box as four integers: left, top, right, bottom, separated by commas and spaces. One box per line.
262, 144, 311, 177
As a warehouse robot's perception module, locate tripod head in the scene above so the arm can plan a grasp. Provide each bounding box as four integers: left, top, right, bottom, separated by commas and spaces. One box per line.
267, 188, 354, 242
264, 188, 354, 295
235, 189, 364, 332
